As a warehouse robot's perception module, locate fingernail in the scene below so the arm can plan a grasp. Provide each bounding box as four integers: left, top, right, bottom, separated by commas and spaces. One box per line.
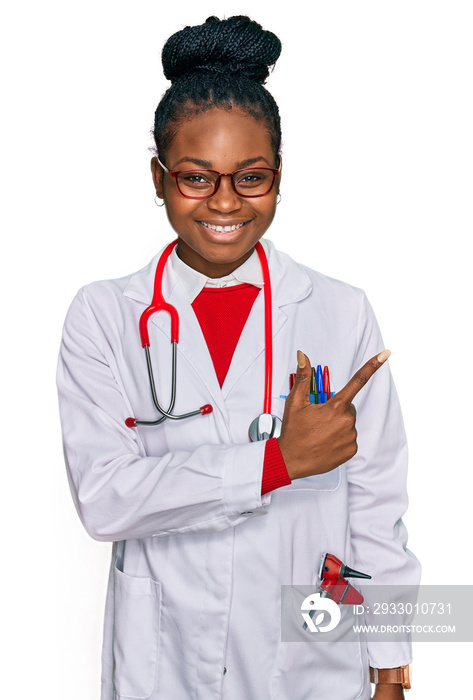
377, 349, 391, 363
297, 350, 306, 368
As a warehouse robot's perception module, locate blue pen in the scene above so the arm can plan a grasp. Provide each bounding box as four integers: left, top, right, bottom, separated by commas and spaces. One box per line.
316, 365, 325, 403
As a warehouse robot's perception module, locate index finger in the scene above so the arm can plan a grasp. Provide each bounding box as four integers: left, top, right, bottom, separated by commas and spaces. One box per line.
335, 350, 391, 405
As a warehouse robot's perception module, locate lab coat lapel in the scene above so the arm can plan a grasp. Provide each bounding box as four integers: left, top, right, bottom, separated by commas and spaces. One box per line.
150, 279, 227, 417
221, 292, 286, 400
221, 239, 312, 400
122, 247, 227, 418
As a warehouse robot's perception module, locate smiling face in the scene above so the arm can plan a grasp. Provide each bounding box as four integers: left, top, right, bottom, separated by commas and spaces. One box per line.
151, 107, 281, 278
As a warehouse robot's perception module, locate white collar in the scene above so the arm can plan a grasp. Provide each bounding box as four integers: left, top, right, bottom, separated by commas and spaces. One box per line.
169, 246, 264, 304
123, 238, 313, 312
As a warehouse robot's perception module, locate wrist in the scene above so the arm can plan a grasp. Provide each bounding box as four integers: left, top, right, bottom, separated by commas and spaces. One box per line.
276, 436, 307, 480
276, 437, 296, 479
373, 685, 405, 699
371, 665, 410, 699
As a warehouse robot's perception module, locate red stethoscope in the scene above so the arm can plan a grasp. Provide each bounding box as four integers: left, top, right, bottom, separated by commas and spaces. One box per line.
125, 239, 282, 441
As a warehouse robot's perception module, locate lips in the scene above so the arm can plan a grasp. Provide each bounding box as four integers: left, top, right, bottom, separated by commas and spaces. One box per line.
199, 221, 249, 233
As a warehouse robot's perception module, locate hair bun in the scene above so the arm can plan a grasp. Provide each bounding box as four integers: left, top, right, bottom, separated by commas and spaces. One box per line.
162, 15, 282, 85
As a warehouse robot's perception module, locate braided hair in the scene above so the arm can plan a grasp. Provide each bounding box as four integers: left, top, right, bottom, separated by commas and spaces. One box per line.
153, 16, 282, 164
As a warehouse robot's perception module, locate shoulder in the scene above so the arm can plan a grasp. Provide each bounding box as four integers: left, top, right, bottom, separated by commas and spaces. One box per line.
60, 256, 161, 355
265, 239, 367, 312
66, 253, 160, 320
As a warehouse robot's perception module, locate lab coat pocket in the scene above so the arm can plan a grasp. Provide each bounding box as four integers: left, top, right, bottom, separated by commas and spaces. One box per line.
272, 396, 341, 491
271, 397, 286, 421
113, 566, 161, 700
285, 467, 341, 491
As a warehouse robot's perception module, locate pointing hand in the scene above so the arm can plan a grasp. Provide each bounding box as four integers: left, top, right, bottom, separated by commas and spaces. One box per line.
277, 350, 391, 481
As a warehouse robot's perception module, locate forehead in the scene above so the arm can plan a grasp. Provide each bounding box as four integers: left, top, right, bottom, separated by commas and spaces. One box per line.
167, 107, 274, 168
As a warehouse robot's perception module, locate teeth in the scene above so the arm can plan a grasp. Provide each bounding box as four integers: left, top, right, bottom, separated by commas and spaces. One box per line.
201, 222, 246, 232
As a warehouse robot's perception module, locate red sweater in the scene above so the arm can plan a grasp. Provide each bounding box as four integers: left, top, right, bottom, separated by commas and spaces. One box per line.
192, 284, 291, 494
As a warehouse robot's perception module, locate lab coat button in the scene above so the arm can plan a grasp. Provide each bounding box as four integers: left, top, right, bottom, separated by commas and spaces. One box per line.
223, 667, 227, 675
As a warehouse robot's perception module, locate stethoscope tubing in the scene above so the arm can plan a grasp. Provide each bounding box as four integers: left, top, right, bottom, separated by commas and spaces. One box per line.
139, 240, 180, 346
255, 242, 272, 415
125, 239, 272, 429
144, 342, 204, 421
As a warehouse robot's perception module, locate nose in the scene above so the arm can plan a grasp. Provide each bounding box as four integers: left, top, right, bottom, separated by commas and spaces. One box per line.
207, 175, 242, 213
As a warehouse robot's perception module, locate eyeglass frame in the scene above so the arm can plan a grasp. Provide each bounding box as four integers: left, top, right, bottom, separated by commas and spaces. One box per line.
157, 156, 281, 200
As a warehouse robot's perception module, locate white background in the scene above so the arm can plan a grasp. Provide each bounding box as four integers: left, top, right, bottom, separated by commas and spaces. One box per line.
1, 1, 472, 697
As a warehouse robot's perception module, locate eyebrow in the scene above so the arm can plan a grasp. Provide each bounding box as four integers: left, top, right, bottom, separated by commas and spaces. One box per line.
236, 156, 272, 168
173, 157, 213, 168
172, 156, 272, 169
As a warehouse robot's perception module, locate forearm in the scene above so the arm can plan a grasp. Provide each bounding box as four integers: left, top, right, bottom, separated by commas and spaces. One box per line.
62, 425, 270, 541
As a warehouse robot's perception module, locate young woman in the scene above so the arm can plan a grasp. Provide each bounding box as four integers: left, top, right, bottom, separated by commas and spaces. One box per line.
57, 15, 420, 700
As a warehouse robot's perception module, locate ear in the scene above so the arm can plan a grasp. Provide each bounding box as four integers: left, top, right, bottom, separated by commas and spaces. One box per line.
276, 154, 282, 191
151, 157, 164, 200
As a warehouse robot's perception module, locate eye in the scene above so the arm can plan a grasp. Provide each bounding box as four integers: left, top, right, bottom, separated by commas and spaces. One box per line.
177, 171, 216, 191
234, 169, 273, 191
181, 173, 211, 184
238, 172, 263, 184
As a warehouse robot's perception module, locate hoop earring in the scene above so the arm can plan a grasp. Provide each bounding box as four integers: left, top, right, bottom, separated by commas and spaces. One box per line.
276, 193, 282, 205
154, 194, 164, 208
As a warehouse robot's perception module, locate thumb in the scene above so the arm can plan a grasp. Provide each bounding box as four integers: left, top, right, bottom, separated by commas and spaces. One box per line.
289, 350, 312, 405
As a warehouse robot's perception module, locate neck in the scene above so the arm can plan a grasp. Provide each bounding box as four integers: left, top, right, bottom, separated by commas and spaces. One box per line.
176, 239, 256, 278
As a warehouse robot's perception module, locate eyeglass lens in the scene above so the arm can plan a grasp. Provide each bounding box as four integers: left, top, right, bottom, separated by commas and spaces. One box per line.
176, 169, 275, 198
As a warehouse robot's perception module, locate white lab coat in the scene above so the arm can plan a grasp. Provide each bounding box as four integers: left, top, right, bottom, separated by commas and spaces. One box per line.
57, 239, 420, 700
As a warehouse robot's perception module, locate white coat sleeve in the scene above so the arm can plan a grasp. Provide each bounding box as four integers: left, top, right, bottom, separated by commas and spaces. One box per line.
347, 292, 421, 668
57, 289, 270, 542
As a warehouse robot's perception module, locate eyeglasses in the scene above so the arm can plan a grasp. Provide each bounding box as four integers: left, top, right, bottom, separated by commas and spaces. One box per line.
157, 157, 280, 200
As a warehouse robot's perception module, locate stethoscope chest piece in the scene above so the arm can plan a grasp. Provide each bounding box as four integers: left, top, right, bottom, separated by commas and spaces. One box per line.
249, 413, 282, 442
